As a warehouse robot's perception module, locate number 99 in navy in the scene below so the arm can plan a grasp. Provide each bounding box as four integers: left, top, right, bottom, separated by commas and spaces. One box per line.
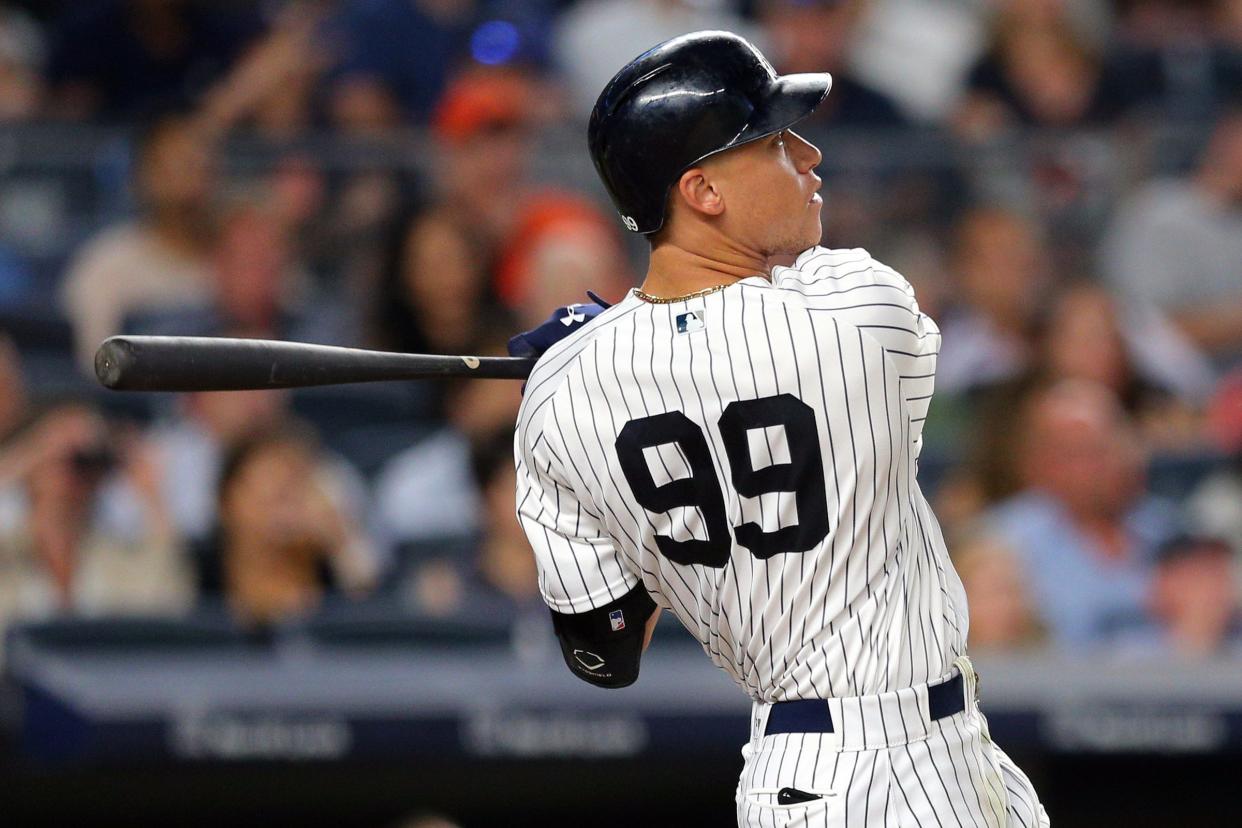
615, 393, 831, 568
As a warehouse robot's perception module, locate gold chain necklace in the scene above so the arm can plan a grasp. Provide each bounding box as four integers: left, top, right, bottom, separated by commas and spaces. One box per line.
633, 283, 733, 304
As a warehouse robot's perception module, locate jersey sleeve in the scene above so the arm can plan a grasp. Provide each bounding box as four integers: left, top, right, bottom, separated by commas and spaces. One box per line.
514, 395, 640, 614
775, 247, 941, 459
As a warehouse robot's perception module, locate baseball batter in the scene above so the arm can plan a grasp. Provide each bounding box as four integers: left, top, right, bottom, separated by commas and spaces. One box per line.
511, 31, 1049, 827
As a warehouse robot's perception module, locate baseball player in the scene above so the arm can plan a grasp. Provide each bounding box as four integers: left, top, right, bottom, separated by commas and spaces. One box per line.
511, 31, 1049, 827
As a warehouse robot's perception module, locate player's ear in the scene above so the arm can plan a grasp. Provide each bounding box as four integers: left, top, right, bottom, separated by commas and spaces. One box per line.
675, 167, 725, 219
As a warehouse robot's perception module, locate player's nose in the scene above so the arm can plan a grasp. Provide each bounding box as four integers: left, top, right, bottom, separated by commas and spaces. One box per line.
788, 130, 823, 173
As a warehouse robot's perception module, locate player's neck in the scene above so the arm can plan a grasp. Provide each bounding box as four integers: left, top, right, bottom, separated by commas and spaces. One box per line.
642, 239, 769, 298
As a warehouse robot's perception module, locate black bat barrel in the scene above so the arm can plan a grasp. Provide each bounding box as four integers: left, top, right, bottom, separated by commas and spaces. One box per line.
95, 336, 536, 392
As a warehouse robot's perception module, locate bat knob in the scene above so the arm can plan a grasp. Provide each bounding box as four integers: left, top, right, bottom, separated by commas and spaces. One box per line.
95, 337, 134, 390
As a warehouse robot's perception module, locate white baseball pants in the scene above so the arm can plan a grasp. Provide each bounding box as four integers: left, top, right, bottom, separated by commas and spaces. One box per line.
736, 658, 1050, 827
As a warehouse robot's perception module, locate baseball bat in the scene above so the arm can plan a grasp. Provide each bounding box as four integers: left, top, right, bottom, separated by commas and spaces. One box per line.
94, 336, 537, 392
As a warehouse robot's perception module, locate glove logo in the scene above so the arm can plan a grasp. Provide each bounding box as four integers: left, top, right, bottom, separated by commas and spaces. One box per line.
573, 649, 606, 671
561, 304, 586, 326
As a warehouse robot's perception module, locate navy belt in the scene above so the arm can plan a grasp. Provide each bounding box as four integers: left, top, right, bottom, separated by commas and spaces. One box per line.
764, 672, 966, 736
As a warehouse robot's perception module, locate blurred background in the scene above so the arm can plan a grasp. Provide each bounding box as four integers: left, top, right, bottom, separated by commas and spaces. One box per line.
0, 0, 1239, 825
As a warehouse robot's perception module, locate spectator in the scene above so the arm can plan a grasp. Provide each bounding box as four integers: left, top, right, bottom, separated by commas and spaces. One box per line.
193, 3, 330, 140
1101, 110, 1242, 367
214, 423, 378, 626
935, 206, 1049, 397
462, 427, 541, 613
266, 155, 330, 269
101, 387, 374, 572
327, 0, 559, 131
953, 0, 1129, 139
373, 360, 522, 549
937, 281, 1212, 523
45, 0, 265, 121
324, 0, 476, 124
0, 402, 193, 637
495, 191, 635, 328
1187, 369, 1242, 566
313, 14, 416, 301
432, 67, 543, 250
0, 333, 27, 440
555, 0, 761, 118
334, 67, 545, 331
61, 111, 216, 369
324, 71, 405, 135
952, 531, 1044, 652
983, 380, 1183, 649
845, 0, 989, 123
758, 0, 908, 127
0, 2, 44, 121
371, 203, 507, 358
1110, 0, 1242, 122
117, 389, 289, 546
1035, 282, 1211, 448
1145, 535, 1242, 657
195, 202, 305, 338
126, 200, 344, 344
393, 427, 543, 620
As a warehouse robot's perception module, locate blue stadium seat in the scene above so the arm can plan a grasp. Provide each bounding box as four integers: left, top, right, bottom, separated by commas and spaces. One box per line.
5, 613, 248, 654
302, 596, 512, 648
1147, 452, 1228, 501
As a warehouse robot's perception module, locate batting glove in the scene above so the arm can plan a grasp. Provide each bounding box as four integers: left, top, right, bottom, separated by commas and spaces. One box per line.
507, 292, 612, 360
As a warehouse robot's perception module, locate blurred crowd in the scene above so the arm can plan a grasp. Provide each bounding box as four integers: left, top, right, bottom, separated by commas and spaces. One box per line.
0, 0, 1240, 666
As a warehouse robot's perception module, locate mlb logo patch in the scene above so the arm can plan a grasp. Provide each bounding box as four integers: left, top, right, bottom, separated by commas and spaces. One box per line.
676, 310, 704, 334
609, 610, 626, 631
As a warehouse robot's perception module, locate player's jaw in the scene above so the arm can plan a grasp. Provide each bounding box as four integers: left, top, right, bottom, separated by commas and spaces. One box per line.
686, 129, 825, 263
752, 129, 824, 258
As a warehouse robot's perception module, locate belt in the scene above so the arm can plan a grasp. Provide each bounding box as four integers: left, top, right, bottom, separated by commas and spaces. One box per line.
764, 672, 966, 737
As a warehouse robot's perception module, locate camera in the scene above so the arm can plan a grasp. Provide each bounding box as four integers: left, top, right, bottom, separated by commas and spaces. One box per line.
69, 444, 118, 476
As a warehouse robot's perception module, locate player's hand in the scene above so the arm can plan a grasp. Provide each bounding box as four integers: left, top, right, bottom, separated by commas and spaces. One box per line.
507, 292, 611, 360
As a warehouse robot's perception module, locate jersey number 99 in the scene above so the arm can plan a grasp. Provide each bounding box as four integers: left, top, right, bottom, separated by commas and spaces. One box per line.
615, 393, 830, 567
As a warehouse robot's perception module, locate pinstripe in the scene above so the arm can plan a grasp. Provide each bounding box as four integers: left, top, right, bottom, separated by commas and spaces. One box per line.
995, 739, 1049, 827
757, 291, 781, 685
1005, 788, 1032, 828
920, 733, 968, 828
900, 741, 946, 828
514, 247, 1042, 827
863, 736, 879, 827
890, 748, 920, 827
937, 724, 986, 828
839, 751, 858, 826
830, 320, 860, 692
978, 751, 1010, 827
962, 722, 1006, 826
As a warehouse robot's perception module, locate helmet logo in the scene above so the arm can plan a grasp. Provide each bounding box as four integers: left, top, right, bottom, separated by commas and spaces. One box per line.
621, 215, 639, 232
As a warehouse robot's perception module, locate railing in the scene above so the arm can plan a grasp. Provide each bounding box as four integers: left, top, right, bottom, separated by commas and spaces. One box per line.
0, 120, 1218, 274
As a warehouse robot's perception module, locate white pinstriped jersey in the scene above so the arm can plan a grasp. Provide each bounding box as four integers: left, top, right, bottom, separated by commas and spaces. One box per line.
514, 246, 968, 702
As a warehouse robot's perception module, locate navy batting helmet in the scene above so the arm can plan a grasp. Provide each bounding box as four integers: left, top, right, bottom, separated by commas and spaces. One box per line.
587, 31, 832, 235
